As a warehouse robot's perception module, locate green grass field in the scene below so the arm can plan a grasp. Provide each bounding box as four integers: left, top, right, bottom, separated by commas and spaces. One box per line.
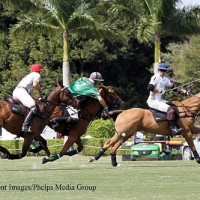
0, 155, 200, 200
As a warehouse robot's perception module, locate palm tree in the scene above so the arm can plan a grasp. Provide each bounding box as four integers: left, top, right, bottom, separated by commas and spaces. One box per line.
110, 0, 200, 74
140, 0, 200, 73
10, 0, 123, 86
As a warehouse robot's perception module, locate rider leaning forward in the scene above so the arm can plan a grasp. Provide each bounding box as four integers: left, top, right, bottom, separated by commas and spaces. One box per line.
12, 64, 43, 133
146, 63, 183, 136
50, 72, 108, 127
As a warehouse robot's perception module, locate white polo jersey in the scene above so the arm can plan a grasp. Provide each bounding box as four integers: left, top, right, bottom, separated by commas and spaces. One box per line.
17, 72, 40, 93
147, 73, 172, 102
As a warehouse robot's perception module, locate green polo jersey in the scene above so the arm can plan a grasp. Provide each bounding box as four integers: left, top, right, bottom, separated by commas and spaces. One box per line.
68, 77, 99, 98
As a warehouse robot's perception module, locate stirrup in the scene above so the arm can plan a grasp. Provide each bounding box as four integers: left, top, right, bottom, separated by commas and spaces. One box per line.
22, 126, 31, 133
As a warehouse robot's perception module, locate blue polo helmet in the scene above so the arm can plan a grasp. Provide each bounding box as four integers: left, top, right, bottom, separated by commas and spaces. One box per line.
158, 63, 168, 71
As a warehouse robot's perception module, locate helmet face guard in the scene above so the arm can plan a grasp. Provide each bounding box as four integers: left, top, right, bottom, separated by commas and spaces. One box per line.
30, 64, 43, 72
89, 72, 104, 82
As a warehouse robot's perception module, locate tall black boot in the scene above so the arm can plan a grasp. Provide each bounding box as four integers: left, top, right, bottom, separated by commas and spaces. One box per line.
22, 110, 34, 132
168, 120, 183, 137
50, 117, 78, 128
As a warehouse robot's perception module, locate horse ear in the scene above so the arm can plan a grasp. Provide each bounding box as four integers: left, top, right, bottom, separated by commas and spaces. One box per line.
57, 81, 64, 88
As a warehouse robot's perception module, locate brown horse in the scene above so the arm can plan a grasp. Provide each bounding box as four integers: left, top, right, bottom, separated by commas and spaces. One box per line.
42, 86, 123, 164
0, 84, 72, 160
89, 93, 200, 166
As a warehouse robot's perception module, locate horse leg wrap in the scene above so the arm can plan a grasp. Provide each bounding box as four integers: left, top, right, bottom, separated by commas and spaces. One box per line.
111, 153, 118, 167
29, 146, 43, 153
95, 148, 105, 160
193, 151, 200, 164
66, 148, 80, 156
49, 152, 63, 162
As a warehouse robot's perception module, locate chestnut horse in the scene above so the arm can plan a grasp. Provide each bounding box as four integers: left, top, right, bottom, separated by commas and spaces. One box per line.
89, 93, 200, 166
0, 84, 72, 160
42, 86, 123, 164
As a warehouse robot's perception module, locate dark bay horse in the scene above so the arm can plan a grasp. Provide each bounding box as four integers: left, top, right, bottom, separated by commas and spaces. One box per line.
89, 93, 200, 166
42, 86, 123, 164
0, 84, 72, 160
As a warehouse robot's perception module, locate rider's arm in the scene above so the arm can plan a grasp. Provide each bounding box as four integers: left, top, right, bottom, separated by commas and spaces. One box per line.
98, 96, 107, 108
33, 80, 41, 92
147, 84, 161, 93
148, 75, 160, 93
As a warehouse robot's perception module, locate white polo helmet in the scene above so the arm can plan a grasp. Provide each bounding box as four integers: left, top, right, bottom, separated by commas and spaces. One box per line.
89, 72, 104, 82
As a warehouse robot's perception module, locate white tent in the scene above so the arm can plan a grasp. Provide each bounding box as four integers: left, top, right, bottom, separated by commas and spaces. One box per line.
0, 126, 56, 140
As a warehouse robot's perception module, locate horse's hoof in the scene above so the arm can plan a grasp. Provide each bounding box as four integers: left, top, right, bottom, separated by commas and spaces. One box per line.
112, 162, 119, 167
117, 163, 121, 167
42, 157, 49, 164
1, 153, 9, 159
195, 157, 200, 164
88, 156, 96, 163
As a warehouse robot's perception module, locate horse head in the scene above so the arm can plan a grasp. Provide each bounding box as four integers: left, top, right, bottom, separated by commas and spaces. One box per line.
47, 83, 73, 106
98, 86, 123, 111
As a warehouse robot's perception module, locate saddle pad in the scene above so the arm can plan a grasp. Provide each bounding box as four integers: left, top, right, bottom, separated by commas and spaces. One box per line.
10, 103, 28, 117
149, 109, 167, 122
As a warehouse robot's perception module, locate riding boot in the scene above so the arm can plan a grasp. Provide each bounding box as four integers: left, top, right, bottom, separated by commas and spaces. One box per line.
168, 120, 183, 137
50, 117, 78, 128
22, 110, 34, 132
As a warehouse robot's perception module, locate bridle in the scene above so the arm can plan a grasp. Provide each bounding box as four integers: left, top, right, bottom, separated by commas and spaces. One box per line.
99, 86, 122, 110
79, 87, 122, 122
37, 87, 74, 119
177, 95, 200, 118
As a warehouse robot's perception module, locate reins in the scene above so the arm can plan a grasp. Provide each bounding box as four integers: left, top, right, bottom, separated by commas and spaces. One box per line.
166, 78, 200, 92
175, 95, 200, 118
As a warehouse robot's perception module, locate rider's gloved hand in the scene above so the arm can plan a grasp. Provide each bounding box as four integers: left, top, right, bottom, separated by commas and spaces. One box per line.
101, 107, 109, 120
103, 107, 109, 115
158, 88, 165, 94
38, 95, 47, 102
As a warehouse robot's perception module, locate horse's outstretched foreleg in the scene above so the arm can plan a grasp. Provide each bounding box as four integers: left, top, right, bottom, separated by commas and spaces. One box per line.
89, 133, 125, 164
89, 138, 112, 163
183, 130, 200, 164
42, 131, 79, 164
64, 137, 83, 156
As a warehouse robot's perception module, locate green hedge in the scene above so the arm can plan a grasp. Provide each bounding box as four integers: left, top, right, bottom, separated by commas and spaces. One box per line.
0, 139, 64, 156
85, 119, 115, 139
0, 138, 130, 157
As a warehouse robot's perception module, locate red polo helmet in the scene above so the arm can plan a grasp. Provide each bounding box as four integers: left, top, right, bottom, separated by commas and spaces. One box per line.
30, 64, 43, 72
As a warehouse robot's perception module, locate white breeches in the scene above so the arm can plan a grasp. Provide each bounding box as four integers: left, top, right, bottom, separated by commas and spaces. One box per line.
147, 99, 170, 113
13, 88, 36, 109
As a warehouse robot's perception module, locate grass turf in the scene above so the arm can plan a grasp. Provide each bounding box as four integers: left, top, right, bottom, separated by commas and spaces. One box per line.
0, 155, 199, 200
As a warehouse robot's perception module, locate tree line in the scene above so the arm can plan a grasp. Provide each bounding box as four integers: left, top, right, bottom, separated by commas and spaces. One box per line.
0, 0, 200, 108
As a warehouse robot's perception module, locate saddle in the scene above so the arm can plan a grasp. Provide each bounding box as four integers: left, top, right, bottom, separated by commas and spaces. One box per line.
6, 96, 45, 117
149, 109, 167, 122
149, 104, 179, 122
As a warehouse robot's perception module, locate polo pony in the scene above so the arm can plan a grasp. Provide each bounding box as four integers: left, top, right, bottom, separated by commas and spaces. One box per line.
42, 86, 123, 164
0, 83, 72, 160
89, 93, 200, 166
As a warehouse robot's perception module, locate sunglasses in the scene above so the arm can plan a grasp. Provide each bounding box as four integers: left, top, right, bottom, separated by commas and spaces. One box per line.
159, 70, 167, 72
